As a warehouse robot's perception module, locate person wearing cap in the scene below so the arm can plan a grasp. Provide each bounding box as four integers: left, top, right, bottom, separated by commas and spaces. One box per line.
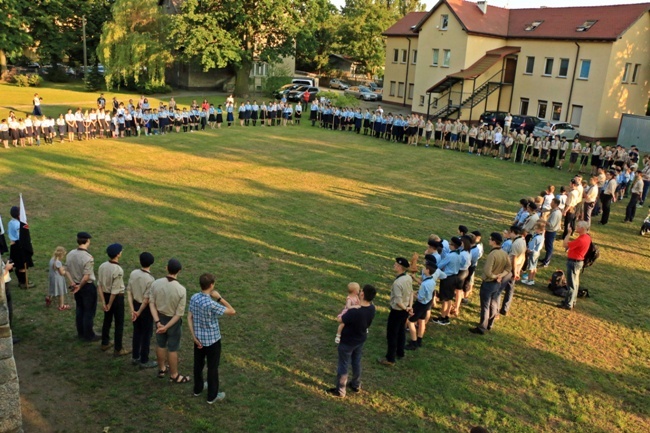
500, 226, 525, 317
624, 171, 644, 223
66, 232, 100, 341
558, 221, 592, 310
599, 170, 617, 225
188, 273, 237, 403
405, 258, 446, 350
127, 252, 157, 368
149, 258, 189, 383
377, 257, 412, 366
97, 243, 130, 356
470, 232, 511, 335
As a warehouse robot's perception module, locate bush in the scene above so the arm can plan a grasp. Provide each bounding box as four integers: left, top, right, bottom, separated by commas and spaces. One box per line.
85, 64, 105, 92
46, 66, 71, 83
14, 74, 30, 87
28, 74, 43, 87
0, 68, 19, 83
318, 90, 360, 108
141, 83, 173, 95
263, 65, 293, 97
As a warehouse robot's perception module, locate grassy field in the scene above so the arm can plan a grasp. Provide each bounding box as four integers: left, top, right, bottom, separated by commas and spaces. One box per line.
2, 83, 650, 433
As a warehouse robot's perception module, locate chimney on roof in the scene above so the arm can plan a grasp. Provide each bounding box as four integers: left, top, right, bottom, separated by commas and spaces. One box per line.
477, 1, 488, 15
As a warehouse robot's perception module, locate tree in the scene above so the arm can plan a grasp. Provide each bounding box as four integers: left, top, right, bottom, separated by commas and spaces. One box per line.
295, 0, 340, 73
98, 0, 173, 89
0, 0, 32, 73
170, 0, 300, 97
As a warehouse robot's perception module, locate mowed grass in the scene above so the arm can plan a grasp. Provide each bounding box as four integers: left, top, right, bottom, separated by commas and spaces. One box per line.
2, 83, 649, 433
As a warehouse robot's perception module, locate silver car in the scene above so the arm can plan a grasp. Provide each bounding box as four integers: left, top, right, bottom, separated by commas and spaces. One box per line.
533, 121, 580, 140
344, 86, 379, 101
330, 79, 349, 90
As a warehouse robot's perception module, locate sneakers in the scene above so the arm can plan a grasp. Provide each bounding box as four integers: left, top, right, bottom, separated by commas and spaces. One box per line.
101, 342, 114, 351
326, 388, 344, 398
194, 381, 208, 396
524, 280, 535, 286
433, 316, 450, 325
405, 341, 418, 351
469, 327, 486, 335
377, 357, 395, 366
207, 392, 226, 404
140, 360, 158, 369
520, 278, 529, 285
347, 384, 360, 393
114, 348, 132, 357
131, 357, 140, 366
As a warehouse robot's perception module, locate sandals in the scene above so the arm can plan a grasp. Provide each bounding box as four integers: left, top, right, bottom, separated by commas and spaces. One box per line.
157, 369, 168, 379
45, 296, 52, 307
58, 304, 71, 311
169, 374, 191, 384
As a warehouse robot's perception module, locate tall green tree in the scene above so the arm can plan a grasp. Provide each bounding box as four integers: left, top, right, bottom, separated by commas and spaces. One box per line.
295, 0, 340, 73
0, 0, 32, 72
170, 0, 299, 96
98, 0, 173, 89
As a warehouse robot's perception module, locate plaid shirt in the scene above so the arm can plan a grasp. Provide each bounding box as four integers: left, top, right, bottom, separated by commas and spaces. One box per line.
189, 292, 226, 347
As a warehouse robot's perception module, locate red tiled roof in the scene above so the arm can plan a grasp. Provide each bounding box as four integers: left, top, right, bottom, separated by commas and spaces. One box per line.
411, 0, 650, 41
383, 11, 429, 36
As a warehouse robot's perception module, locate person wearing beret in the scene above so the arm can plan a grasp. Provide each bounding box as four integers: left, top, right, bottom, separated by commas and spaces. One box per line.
66, 232, 100, 342
98, 243, 130, 356
378, 257, 412, 366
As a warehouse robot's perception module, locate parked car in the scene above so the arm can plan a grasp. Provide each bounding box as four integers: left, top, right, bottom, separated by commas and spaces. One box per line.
292, 78, 316, 87
479, 111, 509, 128
274, 83, 301, 100
344, 86, 379, 101
368, 82, 383, 92
533, 121, 580, 140
510, 115, 541, 135
329, 78, 349, 90
287, 86, 319, 102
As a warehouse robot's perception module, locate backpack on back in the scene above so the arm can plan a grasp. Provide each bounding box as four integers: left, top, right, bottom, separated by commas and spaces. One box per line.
583, 241, 599, 268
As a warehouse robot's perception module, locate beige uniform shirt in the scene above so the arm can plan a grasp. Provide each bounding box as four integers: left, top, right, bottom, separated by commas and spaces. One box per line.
510, 237, 527, 275
150, 277, 186, 317
482, 248, 512, 282
127, 269, 155, 303
66, 248, 95, 284
631, 178, 643, 195
546, 209, 562, 232
97, 261, 125, 295
389, 273, 413, 311
522, 212, 540, 234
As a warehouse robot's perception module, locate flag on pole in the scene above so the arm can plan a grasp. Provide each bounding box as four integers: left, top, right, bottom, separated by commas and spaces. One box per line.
19, 194, 28, 226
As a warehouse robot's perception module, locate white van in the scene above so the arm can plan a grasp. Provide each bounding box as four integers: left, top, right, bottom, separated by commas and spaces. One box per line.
292, 77, 316, 87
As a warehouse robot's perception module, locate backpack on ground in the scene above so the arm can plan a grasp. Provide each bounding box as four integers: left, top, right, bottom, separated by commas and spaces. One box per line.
583, 241, 599, 268
548, 270, 568, 297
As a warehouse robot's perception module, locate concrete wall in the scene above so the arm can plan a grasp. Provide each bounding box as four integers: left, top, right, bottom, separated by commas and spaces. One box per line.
384, 36, 419, 105
0, 264, 22, 433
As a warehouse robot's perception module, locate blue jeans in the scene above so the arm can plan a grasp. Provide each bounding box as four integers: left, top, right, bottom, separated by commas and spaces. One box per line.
336, 341, 364, 397
478, 279, 506, 331
641, 180, 650, 204
540, 231, 557, 265
75, 282, 98, 340
564, 259, 584, 308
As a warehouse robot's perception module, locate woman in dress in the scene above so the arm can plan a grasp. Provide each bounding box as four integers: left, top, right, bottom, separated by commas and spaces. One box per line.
48, 246, 70, 311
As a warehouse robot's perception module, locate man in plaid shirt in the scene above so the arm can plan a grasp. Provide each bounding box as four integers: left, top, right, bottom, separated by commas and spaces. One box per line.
188, 273, 236, 404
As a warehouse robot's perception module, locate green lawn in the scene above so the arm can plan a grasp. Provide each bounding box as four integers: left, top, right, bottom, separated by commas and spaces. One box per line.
3, 83, 649, 433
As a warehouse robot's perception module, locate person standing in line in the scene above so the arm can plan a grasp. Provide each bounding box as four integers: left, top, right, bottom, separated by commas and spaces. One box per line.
582, 176, 599, 225
469, 233, 511, 335
500, 226, 525, 317
624, 171, 644, 223
599, 170, 617, 225
188, 273, 236, 403
562, 180, 580, 239
405, 258, 446, 350
127, 252, 158, 368
66, 232, 100, 342
327, 284, 376, 398
149, 258, 189, 383
377, 257, 412, 366
540, 199, 562, 267
558, 222, 591, 310
98, 243, 130, 357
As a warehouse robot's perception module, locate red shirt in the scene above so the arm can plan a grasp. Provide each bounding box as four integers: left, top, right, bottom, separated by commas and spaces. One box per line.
567, 233, 591, 260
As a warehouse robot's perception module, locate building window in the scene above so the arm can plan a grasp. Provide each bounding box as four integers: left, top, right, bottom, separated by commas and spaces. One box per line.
520, 98, 529, 115
408, 83, 414, 99
525, 57, 535, 74
570, 105, 583, 126
393, 49, 399, 63
432, 49, 439, 66
443, 49, 451, 67
622, 63, 632, 82
389, 81, 396, 97
398, 82, 405, 98
551, 103, 562, 121
401, 49, 407, 64
419, 95, 425, 106
543, 58, 554, 76
579, 60, 591, 79
558, 59, 569, 78
432, 97, 439, 108
632, 64, 641, 84
440, 14, 449, 30
254, 63, 267, 76
538, 100, 548, 118
412, 50, 417, 65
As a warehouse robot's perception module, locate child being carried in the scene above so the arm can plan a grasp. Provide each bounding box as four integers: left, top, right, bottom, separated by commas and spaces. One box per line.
335, 282, 361, 344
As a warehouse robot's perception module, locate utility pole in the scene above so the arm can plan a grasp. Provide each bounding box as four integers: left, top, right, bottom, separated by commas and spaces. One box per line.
82, 15, 88, 81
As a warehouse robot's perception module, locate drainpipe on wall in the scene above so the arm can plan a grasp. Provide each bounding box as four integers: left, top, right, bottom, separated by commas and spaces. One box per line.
404, 37, 412, 107
566, 42, 581, 123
